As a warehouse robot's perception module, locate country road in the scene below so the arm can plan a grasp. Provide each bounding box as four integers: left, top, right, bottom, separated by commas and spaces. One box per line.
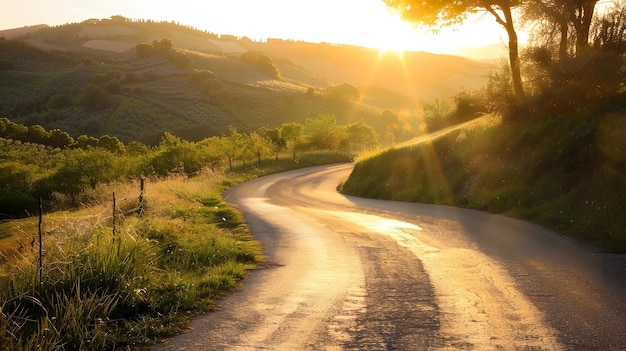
153, 163, 626, 351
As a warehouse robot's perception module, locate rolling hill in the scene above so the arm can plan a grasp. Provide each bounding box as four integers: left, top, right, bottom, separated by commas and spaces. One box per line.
0, 17, 492, 144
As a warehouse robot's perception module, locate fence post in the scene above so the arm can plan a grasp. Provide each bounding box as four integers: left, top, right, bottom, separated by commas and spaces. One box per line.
38, 197, 43, 286
112, 192, 116, 236
139, 177, 145, 216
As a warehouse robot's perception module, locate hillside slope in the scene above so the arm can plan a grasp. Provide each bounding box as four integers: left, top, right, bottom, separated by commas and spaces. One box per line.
0, 17, 491, 143
340, 112, 626, 253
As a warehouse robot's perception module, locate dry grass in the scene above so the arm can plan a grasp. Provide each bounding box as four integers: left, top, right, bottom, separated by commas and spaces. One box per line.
0, 167, 260, 349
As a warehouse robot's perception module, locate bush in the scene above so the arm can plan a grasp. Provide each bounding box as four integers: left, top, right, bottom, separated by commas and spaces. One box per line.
46, 93, 73, 109
78, 84, 110, 111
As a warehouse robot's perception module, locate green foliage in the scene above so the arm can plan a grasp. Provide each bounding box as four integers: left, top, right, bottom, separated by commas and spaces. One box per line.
383, 110, 421, 143
0, 116, 378, 218
279, 122, 304, 148
46, 93, 73, 109
153, 38, 173, 51
0, 138, 356, 348
0, 118, 75, 148
240, 51, 281, 79
190, 69, 224, 98
78, 84, 111, 111
342, 109, 626, 253
96, 135, 125, 153
149, 132, 202, 176
325, 83, 360, 102
303, 114, 344, 150
135, 43, 153, 56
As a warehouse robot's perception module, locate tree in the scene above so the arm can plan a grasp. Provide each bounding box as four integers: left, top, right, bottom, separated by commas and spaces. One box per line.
240, 51, 281, 79
591, 3, 626, 54
153, 38, 173, 51
75, 135, 99, 149
149, 132, 201, 175
78, 84, 110, 111
135, 43, 152, 56
48, 129, 74, 148
46, 93, 73, 109
570, 0, 599, 54
384, 0, 525, 97
0, 118, 27, 140
0, 161, 38, 193
523, 0, 599, 58
197, 137, 226, 171
326, 83, 360, 102
522, 0, 571, 60
56, 148, 116, 190
97, 135, 125, 154
521, 2, 623, 109
343, 121, 380, 151
303, 115, 343, 150
222, 127, 246, 171
25, 125, 49, 145
279, 122, 304, 160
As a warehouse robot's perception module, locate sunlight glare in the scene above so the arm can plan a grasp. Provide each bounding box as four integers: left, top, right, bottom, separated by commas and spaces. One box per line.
375, 40, 407, 56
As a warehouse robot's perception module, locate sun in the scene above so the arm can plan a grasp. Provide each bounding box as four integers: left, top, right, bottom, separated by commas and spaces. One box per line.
376, 38, 410, 58
379, 46, 406, 57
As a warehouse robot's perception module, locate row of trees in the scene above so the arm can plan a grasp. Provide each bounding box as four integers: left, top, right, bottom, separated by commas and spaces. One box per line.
0, 118, 124, 151
385, 0, 626, 106
0, 115, 379, 216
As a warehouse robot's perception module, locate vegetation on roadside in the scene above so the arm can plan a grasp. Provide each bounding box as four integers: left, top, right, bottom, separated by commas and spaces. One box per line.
341, 2, 626, 253
0, 111, 368, 350
3, 4, 626, 349
0, 172, 257, 350
0, 115, 376, 218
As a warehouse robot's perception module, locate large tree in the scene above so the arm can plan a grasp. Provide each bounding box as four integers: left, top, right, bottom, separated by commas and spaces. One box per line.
384, 0, 525, 97
523, 0, 599, 58
570, 0, 599, 54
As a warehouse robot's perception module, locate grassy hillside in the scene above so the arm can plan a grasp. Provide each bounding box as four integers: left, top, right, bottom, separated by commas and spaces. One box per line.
340, 108, 626, 253
0, 17, 490, 143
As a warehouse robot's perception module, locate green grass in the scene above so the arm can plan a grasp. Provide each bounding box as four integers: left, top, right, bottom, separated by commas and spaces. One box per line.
0, 151, 348, 350
341, 112, 626, 253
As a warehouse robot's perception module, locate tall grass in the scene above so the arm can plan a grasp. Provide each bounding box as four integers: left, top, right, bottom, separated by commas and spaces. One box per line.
0, 170, 260, 350
1, 151, 348, 350
341, 112, 626, 253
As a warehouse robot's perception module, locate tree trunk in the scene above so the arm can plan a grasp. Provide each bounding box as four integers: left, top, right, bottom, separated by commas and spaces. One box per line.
502, 5, 525, 97
573, 1, 598, 56
559, 18, 569, 61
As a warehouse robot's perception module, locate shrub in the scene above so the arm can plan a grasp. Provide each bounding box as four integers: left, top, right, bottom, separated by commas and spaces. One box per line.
78, 84, 111, 111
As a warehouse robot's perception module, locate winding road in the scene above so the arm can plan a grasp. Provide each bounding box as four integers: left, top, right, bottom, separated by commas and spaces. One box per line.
153, 163, 626, 350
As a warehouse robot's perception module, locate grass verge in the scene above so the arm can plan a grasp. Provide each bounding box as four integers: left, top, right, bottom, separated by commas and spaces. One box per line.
0, 151, 351, 350
341, 113, 626, 253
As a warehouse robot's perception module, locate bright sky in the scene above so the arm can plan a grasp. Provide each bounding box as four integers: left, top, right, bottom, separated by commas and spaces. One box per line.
0, 0, 510, 57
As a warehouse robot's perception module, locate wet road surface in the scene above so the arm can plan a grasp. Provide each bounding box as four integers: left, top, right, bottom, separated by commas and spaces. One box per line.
153, 163, 626, 350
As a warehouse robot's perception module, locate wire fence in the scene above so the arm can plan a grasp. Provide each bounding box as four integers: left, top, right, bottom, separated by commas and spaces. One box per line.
35, 178, 146, 285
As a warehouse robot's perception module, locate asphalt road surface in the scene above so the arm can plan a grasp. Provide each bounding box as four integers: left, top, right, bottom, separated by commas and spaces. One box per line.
153, 163, 626, 351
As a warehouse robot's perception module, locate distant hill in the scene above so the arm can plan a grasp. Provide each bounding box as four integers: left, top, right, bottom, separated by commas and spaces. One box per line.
0, 24, 49, 39
0, 17, 492, 143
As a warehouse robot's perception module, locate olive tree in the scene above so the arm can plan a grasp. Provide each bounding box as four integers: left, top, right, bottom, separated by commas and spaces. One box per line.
279, 122, 305, 160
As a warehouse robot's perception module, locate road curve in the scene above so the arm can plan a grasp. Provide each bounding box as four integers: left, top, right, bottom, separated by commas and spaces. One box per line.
153, 163, 626, 351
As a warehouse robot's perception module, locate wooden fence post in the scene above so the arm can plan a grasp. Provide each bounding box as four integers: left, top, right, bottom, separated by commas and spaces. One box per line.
112, 192, 116, 236
139, 177, 145, 216
38, 197, 43, 286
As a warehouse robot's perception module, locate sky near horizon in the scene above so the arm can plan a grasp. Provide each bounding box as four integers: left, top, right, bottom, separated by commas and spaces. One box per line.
0, 0, 511, 56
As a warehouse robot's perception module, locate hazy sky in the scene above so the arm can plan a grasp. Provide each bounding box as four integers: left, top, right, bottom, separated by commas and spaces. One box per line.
0, 0, 510, 55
